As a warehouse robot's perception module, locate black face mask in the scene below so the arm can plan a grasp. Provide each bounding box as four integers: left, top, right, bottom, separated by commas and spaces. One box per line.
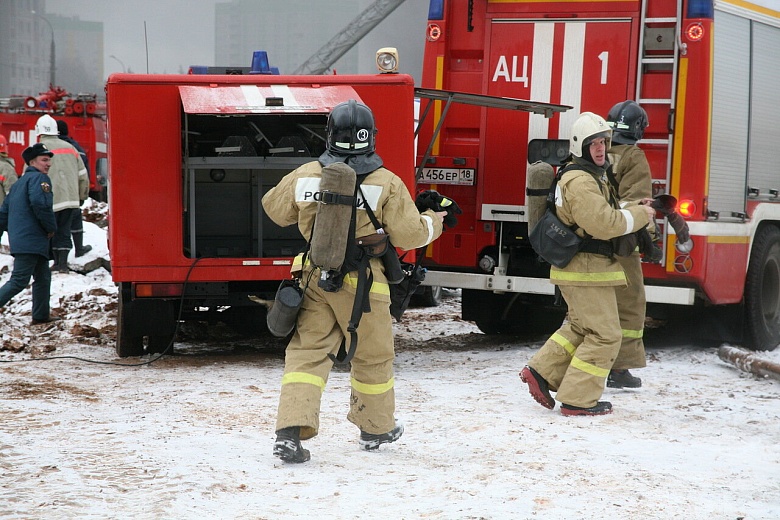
572, 155, 609, 176
582, 145, 595, 164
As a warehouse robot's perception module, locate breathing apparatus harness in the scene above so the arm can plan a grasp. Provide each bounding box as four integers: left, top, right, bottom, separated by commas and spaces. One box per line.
310, 172, 405, 366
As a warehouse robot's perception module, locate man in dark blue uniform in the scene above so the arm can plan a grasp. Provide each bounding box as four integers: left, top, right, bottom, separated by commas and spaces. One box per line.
0, 143, 60, 325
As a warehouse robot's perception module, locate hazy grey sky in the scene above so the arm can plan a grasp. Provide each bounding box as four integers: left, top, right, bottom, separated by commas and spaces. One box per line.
47, 0, 218, 75
45, 1, 429, 80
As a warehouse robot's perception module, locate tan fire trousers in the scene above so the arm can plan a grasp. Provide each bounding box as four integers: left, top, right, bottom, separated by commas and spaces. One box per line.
529, 284, 623, 408
275, 281, 396, 440
613, 253, 647, 369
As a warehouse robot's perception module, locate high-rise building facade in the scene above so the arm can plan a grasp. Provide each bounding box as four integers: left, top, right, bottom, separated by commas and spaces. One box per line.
0, 1, 103, 98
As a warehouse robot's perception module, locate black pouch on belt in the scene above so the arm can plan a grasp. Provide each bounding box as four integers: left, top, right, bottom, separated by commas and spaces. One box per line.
355, 233, 389, 257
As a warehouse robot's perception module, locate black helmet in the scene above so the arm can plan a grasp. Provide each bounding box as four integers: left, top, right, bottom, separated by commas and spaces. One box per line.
326, 99, 376, 155
606, 100, 649, 145
319, 99, 383, 175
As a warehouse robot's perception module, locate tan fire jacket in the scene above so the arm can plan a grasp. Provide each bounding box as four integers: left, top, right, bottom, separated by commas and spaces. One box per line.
262, 160, 443, 302
0, 156, 18, 206
39, 135, 88, 212
550, 164, 650, 287
608, 144, 652, 202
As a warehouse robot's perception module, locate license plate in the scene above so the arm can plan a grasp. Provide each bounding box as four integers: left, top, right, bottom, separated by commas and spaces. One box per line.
419, 168, 475, 185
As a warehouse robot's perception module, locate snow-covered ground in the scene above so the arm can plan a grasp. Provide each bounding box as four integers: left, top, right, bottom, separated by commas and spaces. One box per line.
1, 219, 779, 519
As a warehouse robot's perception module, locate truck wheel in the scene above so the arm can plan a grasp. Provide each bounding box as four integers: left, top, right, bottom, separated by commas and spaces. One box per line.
744, 225, 780, 351
475, 316, 505, 335
147, 334, 175, 354
412, 285, 442, 307
474, 303, 564, 335
117, 295, 145, 357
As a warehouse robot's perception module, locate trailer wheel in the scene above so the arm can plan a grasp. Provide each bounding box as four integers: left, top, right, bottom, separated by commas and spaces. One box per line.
147, 334, 175, 354
475, 316, 505, 335
744, 225, 780, 351
412, 285, 442, 307
116, 292, 145, 357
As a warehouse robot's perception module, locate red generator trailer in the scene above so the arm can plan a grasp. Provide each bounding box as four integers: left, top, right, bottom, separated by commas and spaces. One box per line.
416, 0, 780, 350
0, 85, 108, 200
105, 72, 416, 356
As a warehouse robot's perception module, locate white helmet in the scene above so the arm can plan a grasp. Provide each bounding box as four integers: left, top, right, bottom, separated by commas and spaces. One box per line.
569, 112, 611, 158
35, 114, 59, 136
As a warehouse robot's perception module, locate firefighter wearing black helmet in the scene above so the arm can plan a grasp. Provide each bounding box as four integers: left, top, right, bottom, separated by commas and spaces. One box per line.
519, 112, 655, 416
263, 99, 447, 463
604, 100, 652, 389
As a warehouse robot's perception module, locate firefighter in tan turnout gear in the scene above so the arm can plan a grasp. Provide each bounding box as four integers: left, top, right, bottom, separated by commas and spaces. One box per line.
0, 135, 19, 207
604, 100, 653, 389
519, 112, 655, 416
263, 100, 447, 463
34, 115, 89, 273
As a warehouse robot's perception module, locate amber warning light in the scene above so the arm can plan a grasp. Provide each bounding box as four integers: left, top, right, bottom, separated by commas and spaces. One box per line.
678, 199, 697, 218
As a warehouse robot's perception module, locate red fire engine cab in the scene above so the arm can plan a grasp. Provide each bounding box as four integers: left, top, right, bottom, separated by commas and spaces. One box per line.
416, 0, 780, 350
0, 85, 108, 200
106, 71, 416, 357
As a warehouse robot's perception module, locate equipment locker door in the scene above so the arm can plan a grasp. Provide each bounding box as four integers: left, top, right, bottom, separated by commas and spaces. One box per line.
481, 19, 632, 216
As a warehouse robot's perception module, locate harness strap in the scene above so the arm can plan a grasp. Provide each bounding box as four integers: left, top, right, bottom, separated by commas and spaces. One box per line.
526, 187, 550, 197
579, 239, 614, 257
329, 178, 373, 366
320, 191, 356, 206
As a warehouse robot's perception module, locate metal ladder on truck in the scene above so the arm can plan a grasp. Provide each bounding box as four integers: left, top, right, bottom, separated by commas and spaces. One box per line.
634, 0, 684, 265
634, 0, 684, 195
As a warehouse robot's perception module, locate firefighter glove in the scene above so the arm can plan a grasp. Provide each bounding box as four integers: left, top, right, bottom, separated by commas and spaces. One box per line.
666, 212, 690, 244
415, 190, 462, 229
650, 194, 677, 216
636, 227, 663, 264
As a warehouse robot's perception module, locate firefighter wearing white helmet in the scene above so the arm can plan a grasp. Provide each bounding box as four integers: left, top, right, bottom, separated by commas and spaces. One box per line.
35, 114, 89, 272
605, 100, 652, 390
0, 134, 19, 208
519, 112, 655, 416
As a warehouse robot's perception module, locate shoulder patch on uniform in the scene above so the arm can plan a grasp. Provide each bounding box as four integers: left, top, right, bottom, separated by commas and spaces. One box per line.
41, 182, 51, 193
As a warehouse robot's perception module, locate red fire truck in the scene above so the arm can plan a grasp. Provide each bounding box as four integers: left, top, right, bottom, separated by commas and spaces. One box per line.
416, 0, 780, 350
0, 85, 108, 200
105, 71, 417, 356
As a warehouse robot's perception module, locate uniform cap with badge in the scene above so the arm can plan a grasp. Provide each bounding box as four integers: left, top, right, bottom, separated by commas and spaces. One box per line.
21, 143, 54, 165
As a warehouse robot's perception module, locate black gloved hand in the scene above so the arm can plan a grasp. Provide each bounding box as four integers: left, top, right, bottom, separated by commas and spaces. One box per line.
650, 194, 677, 216
636, 227, 662, 263
666, 212, 690, 243
415, 190, 462, 229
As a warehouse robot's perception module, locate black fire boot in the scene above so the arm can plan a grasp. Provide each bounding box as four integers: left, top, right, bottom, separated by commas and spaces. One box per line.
273, 426, 310, 463
50, 250, 69, 273
519, 365, 555, 409
359, 423, 404, 451
560, 401, 613, 416
607, 369, 642, 389
73, 232, 92, 257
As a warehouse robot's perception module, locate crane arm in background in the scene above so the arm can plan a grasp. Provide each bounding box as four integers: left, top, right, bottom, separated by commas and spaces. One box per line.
292, 0, 407, 75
